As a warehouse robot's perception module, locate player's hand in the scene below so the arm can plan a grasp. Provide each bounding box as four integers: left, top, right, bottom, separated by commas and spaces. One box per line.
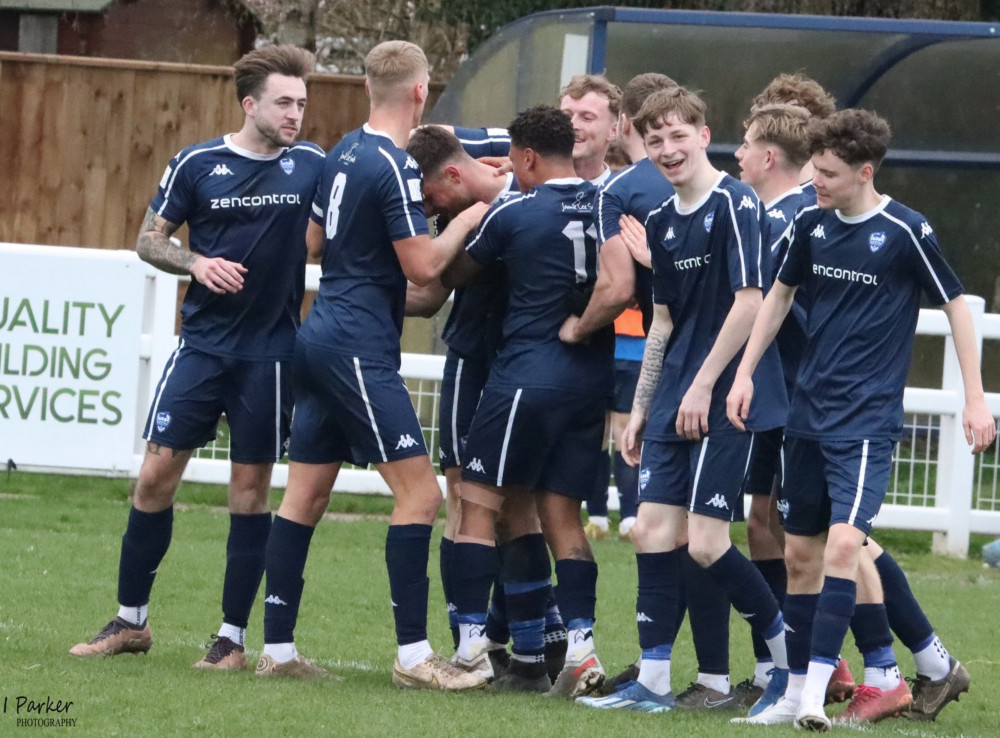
621, 412, 645, 467
454, 200, 490, 231
189, 256, 247, 294
677, 381, 711, 440
963, 398, 997, 454
726, 372, 755, 433
478, 156, 513, 176
619, 215, 651, 268
559, 315, 583, 344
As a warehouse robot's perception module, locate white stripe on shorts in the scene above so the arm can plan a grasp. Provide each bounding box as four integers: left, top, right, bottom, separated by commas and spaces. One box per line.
689, 436, 710, 512
451, 358, 464, 464
848, 439, 870, 527
273, 361, 281, 461
496, 388, 522, 487
145, 339, 184, 439
354, 357, 387, 462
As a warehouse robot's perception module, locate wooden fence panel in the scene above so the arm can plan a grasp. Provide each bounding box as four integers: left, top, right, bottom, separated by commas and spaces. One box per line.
0, 52, 441, 250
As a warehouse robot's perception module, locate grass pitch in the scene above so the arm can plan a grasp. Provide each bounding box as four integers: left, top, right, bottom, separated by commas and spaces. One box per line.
2, 472, 998, 736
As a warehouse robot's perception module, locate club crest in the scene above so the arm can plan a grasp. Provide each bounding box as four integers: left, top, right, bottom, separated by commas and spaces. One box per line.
280, 157, 295, 175
869, 231, 886, 252
155, 411, 171, 433
703, 212, 715, 233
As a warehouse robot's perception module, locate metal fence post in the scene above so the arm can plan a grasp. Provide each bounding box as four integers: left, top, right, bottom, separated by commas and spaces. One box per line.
932, 295, 985, 557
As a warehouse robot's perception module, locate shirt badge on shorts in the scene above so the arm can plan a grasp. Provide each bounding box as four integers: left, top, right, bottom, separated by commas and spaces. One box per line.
639, 467, 651, 490
155, 411, 171, 433
868, 231, 886, 252
280, 157, 295, 175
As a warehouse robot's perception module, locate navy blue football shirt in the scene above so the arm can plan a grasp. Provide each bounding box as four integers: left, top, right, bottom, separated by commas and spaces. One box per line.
152, 134, 325, 360
597, 157, 675, 332
644, 172, 787, 440
451, 126, 511, 158
466, 179, 613, 395
302, 125, 429, 362
778, 195, 964, 440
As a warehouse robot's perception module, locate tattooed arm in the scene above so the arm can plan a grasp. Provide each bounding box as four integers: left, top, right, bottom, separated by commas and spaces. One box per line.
620, 303, 673, 466
135, 207, 246, 294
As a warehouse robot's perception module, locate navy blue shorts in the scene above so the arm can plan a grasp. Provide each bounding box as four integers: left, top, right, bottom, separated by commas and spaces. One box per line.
438, 349, 489, 472
287, 340, 427, 466
612, 359, 641, 414
461, 385, 605, 499
638, 434, 755, 521
779, 435, 894, 537
747, 427, 784, 497
144, 340, 291, 464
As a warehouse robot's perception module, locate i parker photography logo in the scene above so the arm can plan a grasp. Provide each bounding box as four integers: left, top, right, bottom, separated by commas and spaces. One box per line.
2, 695, 77, 729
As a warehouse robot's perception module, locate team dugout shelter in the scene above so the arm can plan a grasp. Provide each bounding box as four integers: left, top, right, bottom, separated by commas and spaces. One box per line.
429, 6, 1000, 386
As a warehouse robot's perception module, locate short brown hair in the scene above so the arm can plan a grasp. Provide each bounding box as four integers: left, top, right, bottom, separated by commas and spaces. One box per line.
751, 73, 836, 119
559, 74, 622, 117
365, 40, 428, 86
809, 109, 891, 169
621, 73, 678, 118
406, 126, 469, 179
233, 45, 314, 102
744, 104, 812, 171
633, 86, 706, 136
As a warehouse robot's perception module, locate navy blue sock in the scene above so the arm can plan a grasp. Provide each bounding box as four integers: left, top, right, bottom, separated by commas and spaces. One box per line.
851, 603, 894, 655
385, 524, 432, 646
874, 551, 934, 651
554, 559, 598, 624
263, 515, 314, 644
750, 558, 787, 660
784, 593, 819, 673
674, 544, 689, 638
485, 574, 509, 644
451, 541, 497, 632
636, 550, 681, 650
811, 576, 856, 664
705, 545, 781, 641
117, 506, 173, 608
222, 512, 271, 629
683, 547, 730, 674
501, 534, 551, 663
614, 452, 638, 520
588, 452, 611, 518
439, 538, 459, 647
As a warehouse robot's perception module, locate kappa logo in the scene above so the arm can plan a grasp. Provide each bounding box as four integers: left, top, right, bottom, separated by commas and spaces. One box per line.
639, 467, 651, 490
155, 411, 171, 433
665, 226, 676, 241
737, 611, 755, 620
446, 602, 457, 613
869, 231, 887, 253
264, 595, 288, 606
810, 224, 826, 239
776, 498, 790, 518
279, 157, 295, 175
866, 513, 878, 526
466, 457, 487, 474
395, 434, 419, 450
738, 195, 756, 211
209, 164, 234, 176
767, 208, 787, 222
404, 155, 420, 170
636, 612, 654, 623
703, 212, 715, 232
705, 493, 729, 510
920, 221, 934, 238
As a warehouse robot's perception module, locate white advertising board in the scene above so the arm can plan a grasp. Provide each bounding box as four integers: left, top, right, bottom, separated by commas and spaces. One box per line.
0, 244, 145, 471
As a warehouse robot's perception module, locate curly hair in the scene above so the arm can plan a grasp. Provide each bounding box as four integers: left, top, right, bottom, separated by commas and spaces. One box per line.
809, 109, 891, 169
507, 105, 574, 159
751, 73, 836, 119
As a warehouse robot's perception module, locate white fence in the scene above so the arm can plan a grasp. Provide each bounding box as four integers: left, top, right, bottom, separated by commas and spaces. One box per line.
3, 244, 999, 556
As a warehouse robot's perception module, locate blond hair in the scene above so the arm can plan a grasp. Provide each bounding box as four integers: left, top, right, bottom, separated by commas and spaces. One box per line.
751, 73, 836, 119
744, 104, 813, 171
559, 74, 622, 117
365, 40, 428, 96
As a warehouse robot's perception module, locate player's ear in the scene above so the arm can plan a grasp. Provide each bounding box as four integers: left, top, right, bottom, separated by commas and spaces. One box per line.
700, 125, 711, 148
443, 164, 461, 183
241, 95, 256, 117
